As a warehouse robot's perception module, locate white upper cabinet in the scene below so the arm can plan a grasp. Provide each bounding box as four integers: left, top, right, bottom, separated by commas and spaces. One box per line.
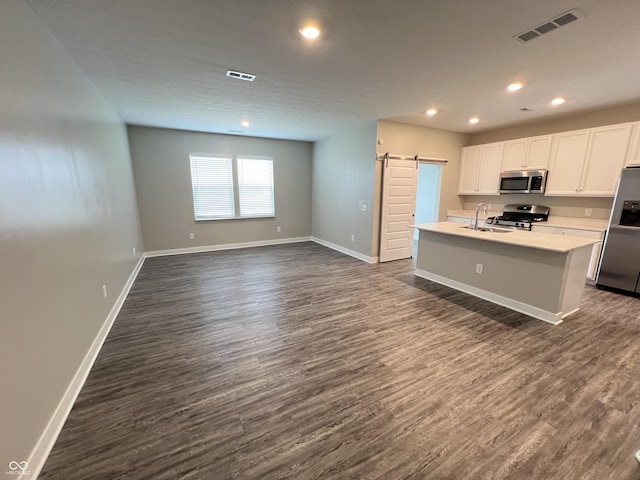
545, 130, 590, 195
545, 124, 632, 196
502, 135, 552, 171
626, 122, 640, 166
458, 146, 481, 194
458, 143, 503, 194
460, 122, 636, 198
581, 123, 633, 196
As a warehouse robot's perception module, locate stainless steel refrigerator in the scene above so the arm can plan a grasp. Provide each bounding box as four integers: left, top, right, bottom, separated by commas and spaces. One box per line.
597, 167, 640, 293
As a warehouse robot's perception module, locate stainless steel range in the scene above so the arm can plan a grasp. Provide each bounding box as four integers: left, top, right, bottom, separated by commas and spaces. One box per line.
487, 204, 550, 231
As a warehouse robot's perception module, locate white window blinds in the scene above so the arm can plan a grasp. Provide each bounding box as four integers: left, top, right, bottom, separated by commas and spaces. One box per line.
190, 155, 235, 220
237, 158, 274, 217
189, 154, 275, 220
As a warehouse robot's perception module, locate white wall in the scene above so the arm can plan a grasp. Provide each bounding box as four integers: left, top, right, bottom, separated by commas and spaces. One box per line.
312, 121, 378, 258
128, 126, 312, 252
0, 0, 143, 469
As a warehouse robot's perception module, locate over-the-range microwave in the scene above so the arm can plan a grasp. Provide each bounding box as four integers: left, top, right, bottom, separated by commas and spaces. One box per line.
499, 170, 548, 194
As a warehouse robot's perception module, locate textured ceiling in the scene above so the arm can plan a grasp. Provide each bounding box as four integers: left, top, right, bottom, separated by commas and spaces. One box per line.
27, 0, 640, 141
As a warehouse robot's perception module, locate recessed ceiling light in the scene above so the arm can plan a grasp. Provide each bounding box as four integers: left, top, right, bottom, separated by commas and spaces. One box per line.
507, 83, 523, 92
469, 117, 480, 124
299, 25, 320, 39
551, 97, 566, 105
241, 120, 250, 127
426, 108, 437, 116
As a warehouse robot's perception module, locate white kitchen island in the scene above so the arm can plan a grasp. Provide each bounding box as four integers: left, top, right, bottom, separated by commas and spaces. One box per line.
414, 222, 600, 324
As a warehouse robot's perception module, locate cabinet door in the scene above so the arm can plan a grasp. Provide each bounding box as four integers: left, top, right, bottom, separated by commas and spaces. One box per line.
525, 135, 552, 170
626, 122, 640, 166
545, 130, 590, 196
476, 143, 504, 194
458, 146, 481, 194
502, 139, 527, 171
581, 124, 633, 196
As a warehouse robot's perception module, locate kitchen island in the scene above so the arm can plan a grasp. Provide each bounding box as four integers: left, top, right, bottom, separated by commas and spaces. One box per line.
414, 222, 600, 324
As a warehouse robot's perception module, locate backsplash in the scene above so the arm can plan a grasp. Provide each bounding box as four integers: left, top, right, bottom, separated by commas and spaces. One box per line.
462, 194, 613, 220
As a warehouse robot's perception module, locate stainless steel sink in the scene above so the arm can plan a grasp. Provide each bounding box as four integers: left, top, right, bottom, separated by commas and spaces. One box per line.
461, 225, 513, 233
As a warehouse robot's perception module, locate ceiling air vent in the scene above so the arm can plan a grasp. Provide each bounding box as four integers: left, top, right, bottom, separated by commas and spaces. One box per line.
226, 70, 256, 81
515, 9, 582, 43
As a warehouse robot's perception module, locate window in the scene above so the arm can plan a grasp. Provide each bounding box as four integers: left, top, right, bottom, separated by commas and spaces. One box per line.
237, 157, 274, 217
189, 154, 274, 220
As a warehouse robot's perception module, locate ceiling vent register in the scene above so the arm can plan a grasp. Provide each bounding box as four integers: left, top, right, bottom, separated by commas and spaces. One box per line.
515, 9, 582, 43
226, 70, 256, 81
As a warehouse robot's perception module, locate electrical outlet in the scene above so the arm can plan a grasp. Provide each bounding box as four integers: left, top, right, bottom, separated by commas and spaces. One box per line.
585, 208, 592, 217
102, 285, 108, 299
351, 234, 355, 242
189, 233, 195, 240
475, 264, 483, 274
277, 226, 281, 233
359, 200, 368, 212
133, 247, 136, 256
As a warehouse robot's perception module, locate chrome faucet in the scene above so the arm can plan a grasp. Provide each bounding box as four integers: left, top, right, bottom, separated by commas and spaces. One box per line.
474, 203, 488, 231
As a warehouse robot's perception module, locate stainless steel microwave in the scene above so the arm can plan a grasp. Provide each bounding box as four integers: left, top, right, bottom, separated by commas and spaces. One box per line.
499, 170, 548, 194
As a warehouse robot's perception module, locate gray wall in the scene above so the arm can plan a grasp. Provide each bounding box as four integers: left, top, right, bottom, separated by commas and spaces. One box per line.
0, 0, 143, 464
312, 121, 378, 257
128, 126, 312, 251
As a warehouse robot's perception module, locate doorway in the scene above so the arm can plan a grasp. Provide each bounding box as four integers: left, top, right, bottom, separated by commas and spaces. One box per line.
414, 164, 442, 239
413, 164, 442, 257
378, 158, 443, 263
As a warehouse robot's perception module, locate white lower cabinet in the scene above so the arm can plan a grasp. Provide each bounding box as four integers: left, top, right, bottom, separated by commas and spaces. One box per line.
533, 225, 605, 283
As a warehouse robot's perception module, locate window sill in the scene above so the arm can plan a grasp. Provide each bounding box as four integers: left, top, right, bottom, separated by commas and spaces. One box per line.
195, 215, 275, 222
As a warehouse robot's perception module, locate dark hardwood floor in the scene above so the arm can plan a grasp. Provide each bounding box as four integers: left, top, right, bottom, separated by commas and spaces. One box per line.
40, 242, 640, 479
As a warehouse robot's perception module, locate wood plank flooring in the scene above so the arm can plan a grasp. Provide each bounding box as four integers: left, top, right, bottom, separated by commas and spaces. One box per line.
39, 242, 640, 479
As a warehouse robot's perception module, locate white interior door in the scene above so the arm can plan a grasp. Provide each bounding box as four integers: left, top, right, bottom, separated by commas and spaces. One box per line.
379, 158, 418, 262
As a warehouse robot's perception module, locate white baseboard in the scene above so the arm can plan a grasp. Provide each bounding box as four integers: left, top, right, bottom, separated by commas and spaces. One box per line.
26, 255, 146, 479
414, 268, 563, 325
311, 237, 379, 264
144, 236, 312, 257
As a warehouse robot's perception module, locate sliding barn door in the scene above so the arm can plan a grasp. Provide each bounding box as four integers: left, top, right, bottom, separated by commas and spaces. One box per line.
379, 158, 418, 262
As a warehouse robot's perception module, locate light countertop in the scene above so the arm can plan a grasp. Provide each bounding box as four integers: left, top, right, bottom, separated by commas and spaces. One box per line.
446, 210, 608, 232
414, 222, 600, 253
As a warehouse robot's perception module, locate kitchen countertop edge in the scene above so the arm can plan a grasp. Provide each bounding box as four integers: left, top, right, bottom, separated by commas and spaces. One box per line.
414, 222, 600, 253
